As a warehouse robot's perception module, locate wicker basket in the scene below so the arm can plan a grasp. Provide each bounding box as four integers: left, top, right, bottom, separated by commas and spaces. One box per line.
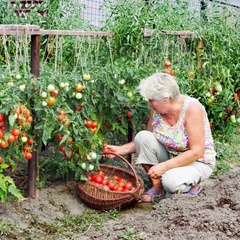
76, 153, 144, 210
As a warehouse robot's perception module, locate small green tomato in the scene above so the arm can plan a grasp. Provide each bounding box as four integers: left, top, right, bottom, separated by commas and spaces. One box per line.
75, 93, 82, 99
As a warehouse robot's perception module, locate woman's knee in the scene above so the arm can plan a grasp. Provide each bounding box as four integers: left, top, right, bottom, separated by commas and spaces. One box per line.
162, 174, 180, 193
134, 130, 154, 145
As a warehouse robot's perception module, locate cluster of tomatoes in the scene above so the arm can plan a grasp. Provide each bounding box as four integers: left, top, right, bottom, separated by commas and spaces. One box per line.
88, 170, 136, 192
85, 119, 98, 134
0, 109, 33, 160
55, 133, 73, 159
14, 105, 33, 128
163, 60, 175, 76
57, 109, 70, 127
0, 114, 20, 149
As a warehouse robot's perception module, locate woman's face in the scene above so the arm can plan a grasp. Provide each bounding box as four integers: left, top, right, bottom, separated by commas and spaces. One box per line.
148, 98, 170, 114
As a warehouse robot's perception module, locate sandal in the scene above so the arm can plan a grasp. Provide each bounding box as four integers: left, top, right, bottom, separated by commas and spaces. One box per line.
140, 188, 166, 203
187, 185, 202, 195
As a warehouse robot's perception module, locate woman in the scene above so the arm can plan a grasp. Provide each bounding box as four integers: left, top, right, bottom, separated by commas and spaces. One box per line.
104, 72, 216, 203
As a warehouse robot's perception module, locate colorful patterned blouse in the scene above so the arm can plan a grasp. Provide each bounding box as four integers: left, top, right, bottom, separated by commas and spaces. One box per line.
152, 96, 216, 167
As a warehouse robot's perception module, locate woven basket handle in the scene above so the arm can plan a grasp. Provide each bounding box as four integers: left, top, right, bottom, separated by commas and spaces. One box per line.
103, 152, 140, 186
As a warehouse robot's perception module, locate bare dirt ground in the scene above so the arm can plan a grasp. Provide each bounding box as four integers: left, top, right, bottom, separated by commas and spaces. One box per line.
0, 166, 239, 240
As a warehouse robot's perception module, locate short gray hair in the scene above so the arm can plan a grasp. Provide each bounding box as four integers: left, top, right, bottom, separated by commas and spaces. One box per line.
137, 73, 180, 102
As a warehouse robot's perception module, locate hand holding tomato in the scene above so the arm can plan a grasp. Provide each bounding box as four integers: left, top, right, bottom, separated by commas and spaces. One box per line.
102, 145, 122, 158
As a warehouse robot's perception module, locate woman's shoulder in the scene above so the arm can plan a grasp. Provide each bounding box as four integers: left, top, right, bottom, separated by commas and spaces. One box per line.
184, 95, 205, 114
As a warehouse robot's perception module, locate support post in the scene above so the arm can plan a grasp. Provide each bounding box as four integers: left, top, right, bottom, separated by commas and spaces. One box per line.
28, 34, 41, 198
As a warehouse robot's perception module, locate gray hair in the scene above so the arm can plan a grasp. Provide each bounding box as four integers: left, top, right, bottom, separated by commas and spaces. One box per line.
137, 73, 180, 102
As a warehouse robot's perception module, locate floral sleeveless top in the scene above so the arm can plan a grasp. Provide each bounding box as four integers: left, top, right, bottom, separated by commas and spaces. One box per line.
152, 96, 216, 167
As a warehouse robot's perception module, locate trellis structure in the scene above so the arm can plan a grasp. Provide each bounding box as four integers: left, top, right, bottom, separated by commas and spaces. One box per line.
0, 24, 196, 199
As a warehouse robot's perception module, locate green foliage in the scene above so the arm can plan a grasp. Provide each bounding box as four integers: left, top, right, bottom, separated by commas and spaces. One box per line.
0, 164, 23, 202
0, 0, 239, 202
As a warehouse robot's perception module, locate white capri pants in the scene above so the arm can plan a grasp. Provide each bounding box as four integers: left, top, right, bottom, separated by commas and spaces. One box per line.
134, 130, 215, 194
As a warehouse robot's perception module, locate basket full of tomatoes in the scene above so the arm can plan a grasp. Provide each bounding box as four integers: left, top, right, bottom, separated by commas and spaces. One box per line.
76, 153, 144, 210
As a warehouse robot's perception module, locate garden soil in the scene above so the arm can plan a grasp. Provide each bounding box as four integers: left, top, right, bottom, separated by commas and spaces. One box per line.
0, 167, 240, 240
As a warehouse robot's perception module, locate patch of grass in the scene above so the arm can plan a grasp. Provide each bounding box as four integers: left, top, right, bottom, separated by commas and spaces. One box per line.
213, 127, 240, 178
118, 226, 148, 239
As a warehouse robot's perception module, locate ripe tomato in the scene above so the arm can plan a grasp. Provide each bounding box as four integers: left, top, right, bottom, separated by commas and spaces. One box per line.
127, 111, 132, 120
75, 84, 83, 92
164, 61, 171, 67
59, 145, 65, 153
64, 120, 70, 127
1, 140, 9, 148
85, 120, 92, 128
91, 121, 98, 128
25, 152, 32, 160
91, 127, 97, 134
98, 170, 104, 176
107, 180, 116, 190
0, 114, 4, 122
0, 129, 4, 138
50, 91, 58, 97
8, 135, 16, 143
56, 133, 63, 141
11, 128, 20, 136
47, 97, 56, 107
125, 181, 133, 190
103, 185, 110, 191
67, 138, 73, 144
26, 116, 33, 123
102, 142, 108, 148
28, 138, 33, 145
0, 156, 2, 163
91, 174, 103, 184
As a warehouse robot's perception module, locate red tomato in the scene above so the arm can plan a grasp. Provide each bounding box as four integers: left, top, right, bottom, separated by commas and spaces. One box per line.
93, 175, 103, 184
0, 114, 4, 122
28, 138, 33, 145
11, 128, 20, 136
91, 121, 98, 128
98, 170, 104, 176
0, 140, 8, 148
8, 135, 16, 143
0, 156, 2, 163
85, 120, 92, 128
56, 133, 63, 141
116, 186, 124, 191
164, 60, 171, 67
91, 127, 97, 134
107, 180, 116, 190
127, 111, 132, 120
103, 185, 110, 191
25, 152, 32, 160
125, 181, 133, 190
92, 173, 103, 184
0, 129, 4, 138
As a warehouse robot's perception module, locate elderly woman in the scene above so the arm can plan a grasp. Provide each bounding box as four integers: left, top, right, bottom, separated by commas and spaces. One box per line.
105, 72, 216, 202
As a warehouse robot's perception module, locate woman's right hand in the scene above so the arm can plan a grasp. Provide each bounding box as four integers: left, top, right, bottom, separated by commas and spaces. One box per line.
103, 145, 122, 158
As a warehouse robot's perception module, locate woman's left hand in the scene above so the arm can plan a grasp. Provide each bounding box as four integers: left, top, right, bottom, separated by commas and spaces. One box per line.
148, 162, 168, 179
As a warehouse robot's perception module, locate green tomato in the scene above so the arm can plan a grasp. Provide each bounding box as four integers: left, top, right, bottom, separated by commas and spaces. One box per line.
230, 114, 236, 123
89, 152, 97, 160
16, 74, 21, 79
83, 74, 91, 81
88, 164, 94, 171
127, 91, 133, 98
19, 84, 26, 92
81, 162, 87, 170
41, 91, 47, 98
21, 137, 28, 143
47, 84, 55, 92
75, 93, 82, 99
